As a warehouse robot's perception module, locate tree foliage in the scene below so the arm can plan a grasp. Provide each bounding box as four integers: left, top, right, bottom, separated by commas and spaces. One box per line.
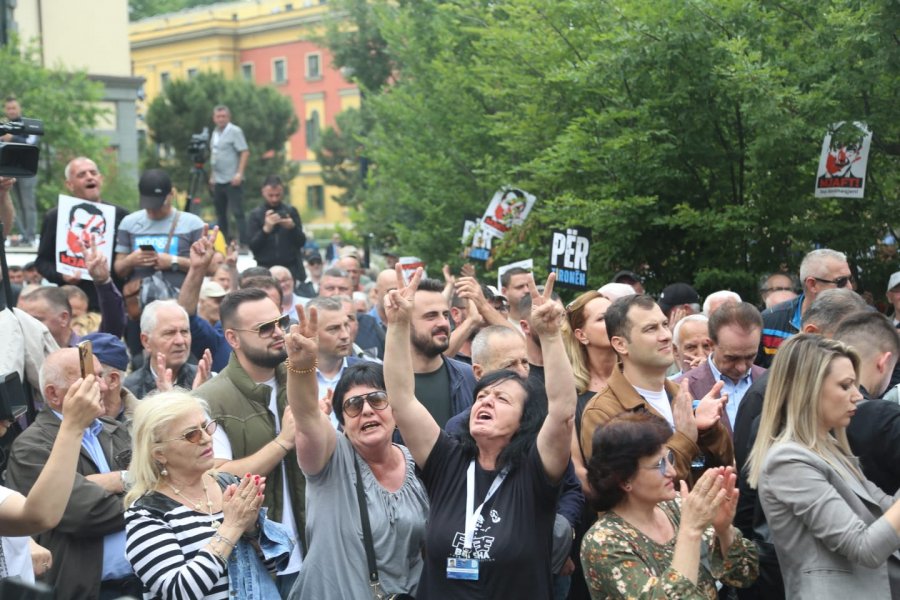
142, 72, 299, 203
0, 41, 131, 212
129, 0, 225, 21
329, 0, 900, 299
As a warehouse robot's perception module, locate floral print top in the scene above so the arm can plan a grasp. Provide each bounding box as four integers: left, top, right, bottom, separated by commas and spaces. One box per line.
580, 497, 758, 599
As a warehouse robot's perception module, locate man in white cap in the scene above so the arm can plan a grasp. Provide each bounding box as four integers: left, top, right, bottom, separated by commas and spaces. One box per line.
199, 280, 227, 326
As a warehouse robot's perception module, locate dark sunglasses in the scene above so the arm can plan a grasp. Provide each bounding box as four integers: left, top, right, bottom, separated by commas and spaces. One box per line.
233, 314, 291, 338
814, 276, 853, 289
162, 420, 217, 444
342, 391, 389, 418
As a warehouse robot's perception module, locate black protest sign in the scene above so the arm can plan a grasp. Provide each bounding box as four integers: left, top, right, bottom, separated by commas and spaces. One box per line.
549, 227, 590, 289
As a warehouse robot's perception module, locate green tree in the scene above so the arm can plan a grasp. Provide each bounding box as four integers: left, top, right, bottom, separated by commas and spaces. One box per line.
0, 41, 132, 213
129, 0, 225, 21
343, 0, 899, 298
142, 71, 299, 208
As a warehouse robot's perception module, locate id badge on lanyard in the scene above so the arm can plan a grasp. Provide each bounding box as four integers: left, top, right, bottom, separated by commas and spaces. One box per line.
446, 461, 508, 581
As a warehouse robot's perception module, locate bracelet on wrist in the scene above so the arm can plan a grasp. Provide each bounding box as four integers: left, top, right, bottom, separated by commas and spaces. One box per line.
212, 532, 235, 547
284, 357, 317, 375
273, 438, 290, 453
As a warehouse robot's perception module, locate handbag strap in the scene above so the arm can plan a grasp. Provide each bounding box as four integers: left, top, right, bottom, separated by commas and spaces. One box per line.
352, 451, 381, 588
164, 209, 181, 253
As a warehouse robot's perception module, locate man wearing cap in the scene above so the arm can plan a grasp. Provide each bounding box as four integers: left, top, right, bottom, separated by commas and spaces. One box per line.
756, 248, 854, 367
246, 175, 306, 283
296, 250, 322, 298
198, 280, 227, 326
612, 269, 645, 294
81, 332, 138, 423
35, 156, 130, 311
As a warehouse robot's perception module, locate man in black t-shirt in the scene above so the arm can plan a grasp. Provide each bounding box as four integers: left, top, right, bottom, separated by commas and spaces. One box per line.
410, 278, 476, 426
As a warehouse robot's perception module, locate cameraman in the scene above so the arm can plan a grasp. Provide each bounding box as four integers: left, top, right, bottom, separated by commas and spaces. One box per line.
1, 97, 37, 245
246, 174, 306, 282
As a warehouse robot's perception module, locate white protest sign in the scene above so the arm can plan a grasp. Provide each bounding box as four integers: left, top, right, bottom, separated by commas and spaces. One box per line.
815, 121, 872, 199
398, 256, 427, 283
479, 187, 537, 239
54, 195, 116, 280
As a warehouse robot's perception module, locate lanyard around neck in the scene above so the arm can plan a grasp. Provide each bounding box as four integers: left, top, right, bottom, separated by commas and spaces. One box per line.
464, 460, 509, 550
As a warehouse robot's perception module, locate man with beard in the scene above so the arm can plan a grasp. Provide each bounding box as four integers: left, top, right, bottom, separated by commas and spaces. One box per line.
410, 278, 476, 426
192, 287, 305, 594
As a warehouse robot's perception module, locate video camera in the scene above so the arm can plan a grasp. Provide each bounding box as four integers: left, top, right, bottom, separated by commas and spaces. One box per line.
0, 117, 43, 178
187, 127, 209, 165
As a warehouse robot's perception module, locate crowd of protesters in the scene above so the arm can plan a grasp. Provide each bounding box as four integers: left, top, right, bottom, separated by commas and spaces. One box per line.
2, 145, 900, 600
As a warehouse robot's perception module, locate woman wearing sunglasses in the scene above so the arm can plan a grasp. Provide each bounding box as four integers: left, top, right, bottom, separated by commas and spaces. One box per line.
283, 307, 428, 600
581, 412, 758, 599
124, 391, 291, 599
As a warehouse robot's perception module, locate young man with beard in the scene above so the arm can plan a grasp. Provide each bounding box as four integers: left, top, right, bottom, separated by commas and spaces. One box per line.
192, 287, 305, 594
410, 278, 476, 426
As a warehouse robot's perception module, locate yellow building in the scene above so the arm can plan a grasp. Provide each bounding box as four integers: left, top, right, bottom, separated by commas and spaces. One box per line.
130, 0, 360, 228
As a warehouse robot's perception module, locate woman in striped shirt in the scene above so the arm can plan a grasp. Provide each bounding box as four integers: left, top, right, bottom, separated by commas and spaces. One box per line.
123, 392, 268, 599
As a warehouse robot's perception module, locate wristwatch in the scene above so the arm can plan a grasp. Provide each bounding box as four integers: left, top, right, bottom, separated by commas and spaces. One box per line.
171, 259, 179, 272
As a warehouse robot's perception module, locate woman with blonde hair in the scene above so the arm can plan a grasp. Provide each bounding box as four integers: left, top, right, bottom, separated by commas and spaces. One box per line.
124, 391, 290, 599
747, 333, 900, 599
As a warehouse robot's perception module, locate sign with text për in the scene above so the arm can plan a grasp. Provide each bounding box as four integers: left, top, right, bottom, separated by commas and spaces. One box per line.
549, 227, 590, 289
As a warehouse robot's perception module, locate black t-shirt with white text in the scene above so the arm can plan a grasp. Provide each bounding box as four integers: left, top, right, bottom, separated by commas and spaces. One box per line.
418, 432, 560, 599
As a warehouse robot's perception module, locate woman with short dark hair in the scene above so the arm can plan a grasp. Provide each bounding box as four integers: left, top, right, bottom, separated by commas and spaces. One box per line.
581, 412, 758, 599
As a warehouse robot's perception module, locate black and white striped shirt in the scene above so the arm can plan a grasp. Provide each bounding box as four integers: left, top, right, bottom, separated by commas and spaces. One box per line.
125, 492, 228, 600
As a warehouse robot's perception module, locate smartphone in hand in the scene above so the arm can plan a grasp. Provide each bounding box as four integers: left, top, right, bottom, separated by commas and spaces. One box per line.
78, 340, 94, 378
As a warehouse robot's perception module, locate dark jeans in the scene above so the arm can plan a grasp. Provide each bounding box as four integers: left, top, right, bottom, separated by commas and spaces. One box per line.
213, 182, 246, 243
98, 575, 143, 600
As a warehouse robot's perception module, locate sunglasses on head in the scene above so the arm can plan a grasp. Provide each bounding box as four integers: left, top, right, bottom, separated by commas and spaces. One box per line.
233, 314, 291, 338
342, 391, 389, 418
162, 419, 217, 444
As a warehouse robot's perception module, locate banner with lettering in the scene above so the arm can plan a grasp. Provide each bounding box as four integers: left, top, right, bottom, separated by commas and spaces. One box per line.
54, 194, 116, 280
549, 227, 590, 290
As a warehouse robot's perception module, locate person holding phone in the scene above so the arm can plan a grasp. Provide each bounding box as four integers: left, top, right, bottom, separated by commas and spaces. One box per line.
246, 175, 306, 283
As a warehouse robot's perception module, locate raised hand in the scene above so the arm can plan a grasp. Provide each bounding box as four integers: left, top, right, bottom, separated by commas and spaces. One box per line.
60, 374, 103, 430
285, 305, 319, 372
672, 378, 698, 443
384, 264, 422, 325
192, 348, 213, 389
694, 380, 727, 431
526, 272, 563, 337
679, 467, 727, 536
154, 352, 174, 392
84, 235, 111, 283
711, 466, 739, 534
222, 474, 266, 534
319, 388, 334, 416
188, 224, 219, 272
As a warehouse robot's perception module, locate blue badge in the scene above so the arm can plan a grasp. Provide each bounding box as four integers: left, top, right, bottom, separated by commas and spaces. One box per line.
446, 557, 479, 580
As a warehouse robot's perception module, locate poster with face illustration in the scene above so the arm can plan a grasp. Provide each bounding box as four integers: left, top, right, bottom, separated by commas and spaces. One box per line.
814, 121, 872, 198
55, 194, 116, 280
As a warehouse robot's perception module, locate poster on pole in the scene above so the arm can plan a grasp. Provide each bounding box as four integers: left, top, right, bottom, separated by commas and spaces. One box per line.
479, 187, 537, 238
54, 195, 116, 280
549, 227, 590, 290
497, 259, 533, 293
466, 219, 500, 262
398, 256, 427, 284
814, 121, 872, 198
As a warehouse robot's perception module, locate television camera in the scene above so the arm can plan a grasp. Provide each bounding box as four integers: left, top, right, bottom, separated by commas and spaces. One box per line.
0, 117, 44, 178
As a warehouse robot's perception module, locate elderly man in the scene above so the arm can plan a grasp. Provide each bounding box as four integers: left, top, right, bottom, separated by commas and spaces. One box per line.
209, 104, 250, 245
271, 265, 306, 321
18, 286, 76, 348
297, 250, 323, 298
675, 302, 765, 433
337, 254, 364, 292
6, 347, 137, 599
671, 314, 711, 375
81, 332, 137, 423
757, 248, 854, 367
758, 272, 796, 307
123, 300, 200, 399
198, 280, 227, 326
34, 157, 130, 311
702, 290, 741, 316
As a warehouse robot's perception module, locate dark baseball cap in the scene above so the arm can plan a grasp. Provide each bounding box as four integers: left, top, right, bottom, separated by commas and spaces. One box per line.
612, 270, 642, 284
304, 250, 323, 264
82, 332, 129, 371
658, 282, 700, 314
139, 169, 172, 210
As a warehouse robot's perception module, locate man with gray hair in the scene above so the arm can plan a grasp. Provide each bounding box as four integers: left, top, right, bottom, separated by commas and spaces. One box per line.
756, 248, 854, 367
209, 104, 249, 245
702, 290, 741, 316
123, 299, 201, 399
671, 314, 711, 375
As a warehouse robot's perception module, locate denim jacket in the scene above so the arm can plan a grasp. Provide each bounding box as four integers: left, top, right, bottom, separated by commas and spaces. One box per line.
228, 507, 293, 598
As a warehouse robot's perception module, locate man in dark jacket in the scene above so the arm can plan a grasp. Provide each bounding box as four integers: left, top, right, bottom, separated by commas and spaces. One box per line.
6, 347, 136, 599
246, 175, 306, 283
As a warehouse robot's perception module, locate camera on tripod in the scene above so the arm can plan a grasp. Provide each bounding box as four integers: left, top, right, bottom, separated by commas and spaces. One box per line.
0, 117, 43, 178
187, 127, 209, 165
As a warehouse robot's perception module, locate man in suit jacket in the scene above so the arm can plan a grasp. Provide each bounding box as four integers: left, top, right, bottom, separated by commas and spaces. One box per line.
675, 301, 765, 434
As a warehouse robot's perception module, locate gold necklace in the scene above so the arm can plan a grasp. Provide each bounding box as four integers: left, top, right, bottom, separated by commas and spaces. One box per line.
168, 475, 214, 514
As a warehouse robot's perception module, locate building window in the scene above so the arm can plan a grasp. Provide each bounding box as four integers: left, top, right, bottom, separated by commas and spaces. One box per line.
241, 62, 254, 81
306, 54, 321, 79
305, 110, 321, 149
307, 185, 324, 212
273, 58, 287, 84
187, 68, 198, 79
160, 72, 170, 88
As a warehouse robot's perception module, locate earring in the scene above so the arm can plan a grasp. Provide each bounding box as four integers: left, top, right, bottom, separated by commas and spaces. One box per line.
160, 466, 168, 477
624, 484, 632, 492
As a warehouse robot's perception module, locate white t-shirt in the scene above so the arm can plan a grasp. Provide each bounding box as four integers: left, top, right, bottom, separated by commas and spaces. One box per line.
0, 486, 34, 583
211, 379, 302, 575
633, 385, 675, 429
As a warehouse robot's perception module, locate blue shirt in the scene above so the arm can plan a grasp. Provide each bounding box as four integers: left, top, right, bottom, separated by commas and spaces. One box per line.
53, 411, 133, 580
707, 355, 754, 429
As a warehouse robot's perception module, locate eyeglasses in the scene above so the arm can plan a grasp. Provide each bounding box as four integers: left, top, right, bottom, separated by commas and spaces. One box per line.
232, 314, 291, 338
161, 420, 217, 444
813, 276, 853, 289
642, 449, 675, 476
342, 391, 389, 418
760, 286, 795, 294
